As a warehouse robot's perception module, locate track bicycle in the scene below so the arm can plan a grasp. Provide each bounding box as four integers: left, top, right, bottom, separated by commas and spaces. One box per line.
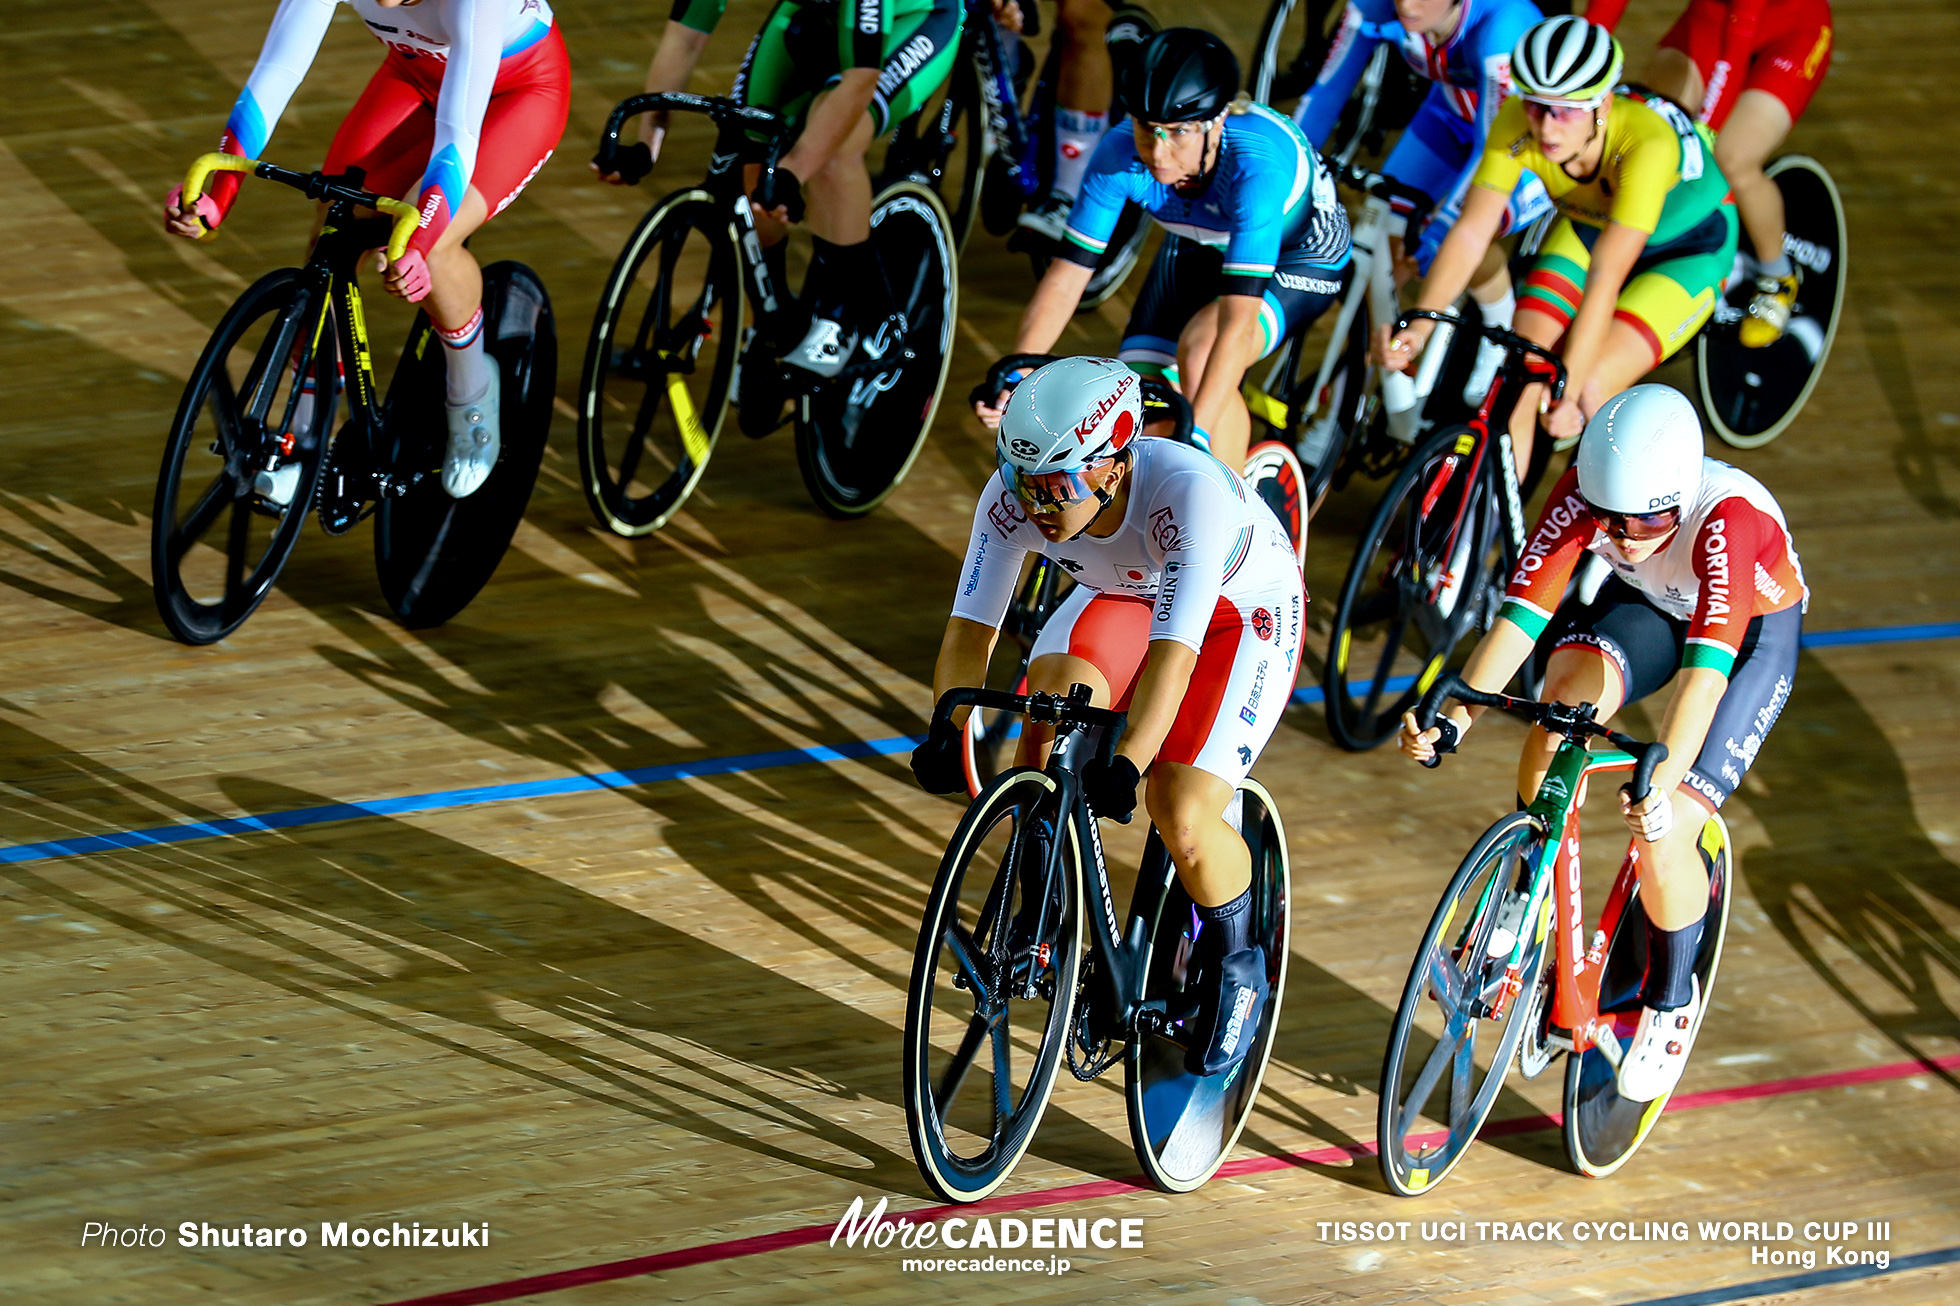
1241, 160, 1486, 517
583, 92, 957, 530
958, 353, 1196, 795
1320, 310, 1559, 751
1377, 673, 1734, 1193
879, 0, 1153, 307
1696, 154, 1846, 449
905, 684, 1291, 1201
152, 154, 555, 644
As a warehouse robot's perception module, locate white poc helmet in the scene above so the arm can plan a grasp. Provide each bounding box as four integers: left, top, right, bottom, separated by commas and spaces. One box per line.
998, 356, 1142, 478
1576, 384, 1705, 515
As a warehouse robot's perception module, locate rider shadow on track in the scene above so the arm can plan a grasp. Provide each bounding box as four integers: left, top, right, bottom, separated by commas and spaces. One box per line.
0, 713, 919, 1192
1727, 651, 1960, 1090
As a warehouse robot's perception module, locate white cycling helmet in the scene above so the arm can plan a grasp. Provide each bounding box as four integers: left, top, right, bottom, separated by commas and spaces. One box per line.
997, 356, 1142, 509
1576, 384, 1704, 516
1512, 16, 1623, 107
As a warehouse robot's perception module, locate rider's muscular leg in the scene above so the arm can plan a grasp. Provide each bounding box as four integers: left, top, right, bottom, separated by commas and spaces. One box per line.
422, 186, 491, 406
1176, 300, 1254, 470
1715, 90, 1796, 267
1145, 762, 1250, 908
1517, 647, 1624, 808
1051, 0, 1113, 199
1633, 790, 1713, 931
1507, 304, 1566, 481
1642, 48, 1705, 117
1021, 653, 1113, 768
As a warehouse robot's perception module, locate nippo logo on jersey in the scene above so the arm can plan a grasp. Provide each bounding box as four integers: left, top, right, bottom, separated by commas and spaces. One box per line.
1251, 608, 1274, 641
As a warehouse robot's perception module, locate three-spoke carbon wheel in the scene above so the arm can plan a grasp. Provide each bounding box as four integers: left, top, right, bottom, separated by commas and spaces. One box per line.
795, 181, 956, 517
904, 769, 1082, 1203
1323, 424, 1510, 750
1379, 809, 1549, 1197
578, 188, 741, 536
152, 267, 333, 644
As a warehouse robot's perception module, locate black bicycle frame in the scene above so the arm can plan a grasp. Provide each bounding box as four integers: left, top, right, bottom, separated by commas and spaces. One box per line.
930, 684, 1179, 1040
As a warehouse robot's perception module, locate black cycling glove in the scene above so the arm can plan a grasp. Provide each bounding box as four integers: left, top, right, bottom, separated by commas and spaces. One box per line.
910, 727, 966, 795
595, 141, 653, 185
1082, 754, 1141, 822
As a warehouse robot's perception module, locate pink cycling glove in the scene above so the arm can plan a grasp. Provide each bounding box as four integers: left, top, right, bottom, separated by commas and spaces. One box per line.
385, 249, 432, 303
165, 184, 225, 234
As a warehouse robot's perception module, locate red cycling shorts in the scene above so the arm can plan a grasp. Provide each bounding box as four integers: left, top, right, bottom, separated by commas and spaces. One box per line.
323, 26, 570, 251
1658, 0, 1833, 131
1027, 585, 1303, 790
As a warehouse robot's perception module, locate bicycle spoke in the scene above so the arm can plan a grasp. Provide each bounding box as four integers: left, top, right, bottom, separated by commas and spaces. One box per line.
989, 1003, 1015, 1133
1450, 1020, 1478, 1136
224, 497, 251, 598
935, 1010, 991, 1116
1425, 945, 1468, 1021
1398, 1028, 1459, 1142
943, 920, 992, 1001
1360, 609, 1408, 717
170, 474, 236, 561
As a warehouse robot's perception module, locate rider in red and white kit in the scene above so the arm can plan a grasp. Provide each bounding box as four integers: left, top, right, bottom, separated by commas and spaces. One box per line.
163, 0, 570, 499
916, 356, 1304, 1077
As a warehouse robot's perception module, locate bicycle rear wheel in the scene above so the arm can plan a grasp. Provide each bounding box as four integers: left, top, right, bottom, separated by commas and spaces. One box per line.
1248, 305, 1370, 517
1249, 0, 1337, 113
904, 769, 1082, 1203
1379, 809, 1549, 1197
1698, 157, 1846, 449
1323, 424, 1502, 751
578, 188, 740, 536
795, 181, 956, 517
1128, 780, 1291, 1192
152, 267, 333, 644
373, 261, 556, 628
1565, 813, 1734, 1178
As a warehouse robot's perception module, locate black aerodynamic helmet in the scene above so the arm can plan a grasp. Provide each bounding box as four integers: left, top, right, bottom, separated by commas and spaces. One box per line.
1120, 28, 1240, 124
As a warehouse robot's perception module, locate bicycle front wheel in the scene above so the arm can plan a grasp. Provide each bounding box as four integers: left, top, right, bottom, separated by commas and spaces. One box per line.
152, 267, 333, 644
904, 769, 1082, 1203
1323, 424, 1498, 751
1379, 809, 1549, 1197
578, 188, 741, 536
795, 181, 956, 518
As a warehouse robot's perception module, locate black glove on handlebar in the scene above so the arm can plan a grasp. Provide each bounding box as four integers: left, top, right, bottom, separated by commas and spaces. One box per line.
752, 166, 805, 224
1082, 754, 1140, 822
910, 728, 967, 795
1418, 716, 1461, 770
596, 141, 653, 186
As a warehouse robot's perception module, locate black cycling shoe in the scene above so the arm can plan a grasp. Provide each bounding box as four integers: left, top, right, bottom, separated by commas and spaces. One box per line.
1184, 944, 1269, 1077
735, 328, 789, 438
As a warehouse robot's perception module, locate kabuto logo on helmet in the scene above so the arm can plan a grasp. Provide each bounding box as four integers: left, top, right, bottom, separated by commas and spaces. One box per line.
1070, 374, 1138, 446
1009, 438, 1042, 459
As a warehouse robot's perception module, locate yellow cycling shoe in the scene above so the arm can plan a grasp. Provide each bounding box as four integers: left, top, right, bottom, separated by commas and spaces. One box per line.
1738, 271, 1801, 349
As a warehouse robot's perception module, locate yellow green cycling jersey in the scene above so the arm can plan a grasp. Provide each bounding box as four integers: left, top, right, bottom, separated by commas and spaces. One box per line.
1472, 90, 1731, 250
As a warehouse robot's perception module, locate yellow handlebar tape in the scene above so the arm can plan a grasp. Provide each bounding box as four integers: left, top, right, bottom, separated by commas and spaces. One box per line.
178, 152, 421, 260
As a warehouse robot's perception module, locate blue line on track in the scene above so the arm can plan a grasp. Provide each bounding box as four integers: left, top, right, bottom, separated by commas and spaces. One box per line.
1, 620, 1955, 869
1618, 1243, 1960, 1306
1287, 619, 1960, 707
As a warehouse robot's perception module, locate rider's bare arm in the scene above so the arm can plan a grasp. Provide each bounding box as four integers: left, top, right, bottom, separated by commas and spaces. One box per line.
594, 20, 712, 179
973, 260, 1095, 427
1113, 640, 1201, 769
1383, 183, 1511, 367
933, 617, 1001, 732
1397, 618, 1537, 761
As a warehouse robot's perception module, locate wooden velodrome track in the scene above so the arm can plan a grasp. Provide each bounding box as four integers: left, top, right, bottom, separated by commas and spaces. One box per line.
4, 0, 1959, 1302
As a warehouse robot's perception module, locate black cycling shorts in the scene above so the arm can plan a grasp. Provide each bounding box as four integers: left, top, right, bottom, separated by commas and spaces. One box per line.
1115, 234, 1350, 372
1533, 574, 1799, 809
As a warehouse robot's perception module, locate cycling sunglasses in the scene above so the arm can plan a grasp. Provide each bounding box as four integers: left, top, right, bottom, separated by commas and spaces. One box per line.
1522, 97, 1604, 124
1000, 456, 1115, 515
1583, 499, 1682, 541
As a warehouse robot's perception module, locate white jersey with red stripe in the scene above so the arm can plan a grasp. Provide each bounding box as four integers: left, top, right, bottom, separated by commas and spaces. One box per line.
952, 437, 1303, 653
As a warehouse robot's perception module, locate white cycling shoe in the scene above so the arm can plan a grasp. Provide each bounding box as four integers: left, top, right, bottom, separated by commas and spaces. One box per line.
1015, 191, 1074, 246
785, 316, 855, 377
1616, 975, 1701, 1103
442, 356, 501, 499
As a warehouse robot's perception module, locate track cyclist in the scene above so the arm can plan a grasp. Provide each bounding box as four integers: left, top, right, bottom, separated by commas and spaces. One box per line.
977, 28, 1353, 473
1399, 384, 1805, 1101
1291, 0, 1556, 401
599, 0, 963, 389
1381, 15, 1737, 480
1006, 0, 1123, 248
164, 0, 570, 501
1586, 0, 1833, 347
919, 357, 1305, 1076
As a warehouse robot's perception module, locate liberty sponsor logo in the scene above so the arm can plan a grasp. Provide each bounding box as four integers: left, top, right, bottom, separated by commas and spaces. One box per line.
1149, 505, 1189, 552
1701, 516, 1731, 626
1154, 560, 1181, 621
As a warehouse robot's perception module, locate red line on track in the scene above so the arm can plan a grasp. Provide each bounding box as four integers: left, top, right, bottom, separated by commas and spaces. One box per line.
380, 1050, 1960, 1306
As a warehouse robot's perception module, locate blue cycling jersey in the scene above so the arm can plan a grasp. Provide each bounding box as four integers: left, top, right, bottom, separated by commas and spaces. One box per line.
1059, 103, 1352, 296
1295, 0, 1544, 158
